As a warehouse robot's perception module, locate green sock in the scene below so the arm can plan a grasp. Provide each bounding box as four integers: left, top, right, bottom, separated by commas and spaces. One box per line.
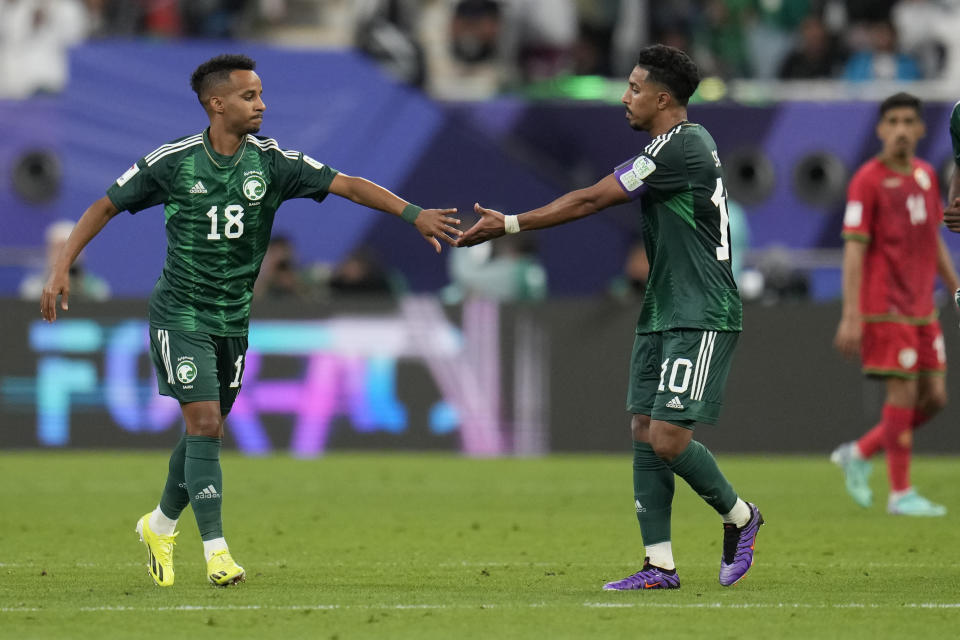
185, 435, 224, 541
666, 440, 738, 515
633, 441, 675, 546
158, 434, 189, 519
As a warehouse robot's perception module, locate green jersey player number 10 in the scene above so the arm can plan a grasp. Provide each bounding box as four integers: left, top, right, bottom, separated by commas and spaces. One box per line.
206, 205, 245, 240
710, 178, 730, 262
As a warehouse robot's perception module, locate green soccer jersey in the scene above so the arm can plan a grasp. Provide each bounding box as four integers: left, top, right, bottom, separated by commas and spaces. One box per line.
107, 128, 338, 336
613, 122, 742, 334
950, 101, 960, 165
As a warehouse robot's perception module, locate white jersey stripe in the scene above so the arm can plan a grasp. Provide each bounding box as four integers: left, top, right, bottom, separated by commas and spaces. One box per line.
144, 134, 201, 163
247, 136, 300, 159
650, 125, 681, 157
147, 138, 204, 167
145, 134, 203, 163
644, 133, 666, 155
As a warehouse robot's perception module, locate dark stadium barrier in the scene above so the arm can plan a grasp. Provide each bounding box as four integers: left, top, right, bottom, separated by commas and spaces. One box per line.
3, 298, 959, 454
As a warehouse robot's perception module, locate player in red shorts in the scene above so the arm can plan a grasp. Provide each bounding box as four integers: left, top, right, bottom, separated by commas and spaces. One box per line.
832, 92, 959, 517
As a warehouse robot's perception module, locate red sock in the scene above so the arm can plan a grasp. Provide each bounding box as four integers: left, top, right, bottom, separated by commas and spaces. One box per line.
912, 409, 931, 431
882, 404, 914, 492
857, 424, 885, 458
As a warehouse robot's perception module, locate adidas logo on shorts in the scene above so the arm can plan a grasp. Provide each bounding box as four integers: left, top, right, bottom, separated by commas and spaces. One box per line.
665, 396, 684, 410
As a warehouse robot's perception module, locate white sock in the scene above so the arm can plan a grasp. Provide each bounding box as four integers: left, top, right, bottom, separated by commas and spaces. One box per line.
722, 498, 751, 527
148, 506, 178, 536
203, 537, 228, 561
645, 541, 675, 571
889, 488, 912, 502
850, 443, 865, 460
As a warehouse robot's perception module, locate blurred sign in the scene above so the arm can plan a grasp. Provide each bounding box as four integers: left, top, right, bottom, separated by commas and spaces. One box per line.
0, 299, 548, 456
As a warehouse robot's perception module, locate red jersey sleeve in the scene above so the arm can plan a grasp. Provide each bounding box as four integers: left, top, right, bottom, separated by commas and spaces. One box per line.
842, 166, 876, 243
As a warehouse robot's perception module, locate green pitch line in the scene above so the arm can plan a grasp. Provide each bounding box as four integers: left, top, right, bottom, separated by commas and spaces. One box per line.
1, 452, 957, 639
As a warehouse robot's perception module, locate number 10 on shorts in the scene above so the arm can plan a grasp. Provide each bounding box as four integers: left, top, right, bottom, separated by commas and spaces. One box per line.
659, 358, 694, 394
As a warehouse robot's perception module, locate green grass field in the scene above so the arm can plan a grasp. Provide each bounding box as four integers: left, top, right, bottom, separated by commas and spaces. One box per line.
1, 452, 958, 639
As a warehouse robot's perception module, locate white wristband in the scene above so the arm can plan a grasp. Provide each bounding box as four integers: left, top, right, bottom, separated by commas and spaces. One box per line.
503, 214, 520, 234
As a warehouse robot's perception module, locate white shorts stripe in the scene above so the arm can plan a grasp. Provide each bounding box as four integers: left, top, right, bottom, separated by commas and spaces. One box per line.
690, 331, 709, 399
158, 329, 174, 384
694, 332, 716, 401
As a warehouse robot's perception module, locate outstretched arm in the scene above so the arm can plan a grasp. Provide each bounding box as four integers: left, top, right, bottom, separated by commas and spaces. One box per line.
329, 173, 461, 253
41, 196, 121, 322
457, 174, 629, 247
945, 167, 960, 233
935, 233, 960, 303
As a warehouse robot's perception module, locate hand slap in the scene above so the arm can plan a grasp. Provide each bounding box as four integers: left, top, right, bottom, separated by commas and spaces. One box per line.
457, 202, 507, 247
415, 207, 462, 253
945, 198, 960, 233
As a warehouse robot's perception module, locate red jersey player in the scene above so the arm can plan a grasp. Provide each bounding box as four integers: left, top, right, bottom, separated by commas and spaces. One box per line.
832, 92, 960, 517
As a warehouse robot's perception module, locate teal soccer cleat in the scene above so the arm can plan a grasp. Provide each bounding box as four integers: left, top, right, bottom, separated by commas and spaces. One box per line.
888, 490, 947, 517
830, 442, 873, 508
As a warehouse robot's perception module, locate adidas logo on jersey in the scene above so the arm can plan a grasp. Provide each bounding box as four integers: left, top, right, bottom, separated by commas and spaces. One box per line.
665, 396, 684, 410
189, 181, 208, 194
194, 484, 221, 500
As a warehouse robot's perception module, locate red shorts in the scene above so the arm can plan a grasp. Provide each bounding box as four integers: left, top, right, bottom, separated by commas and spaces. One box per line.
861, 321, 946, 377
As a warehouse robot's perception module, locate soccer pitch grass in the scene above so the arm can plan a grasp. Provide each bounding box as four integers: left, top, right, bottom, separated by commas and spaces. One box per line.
1, 453, 958, 639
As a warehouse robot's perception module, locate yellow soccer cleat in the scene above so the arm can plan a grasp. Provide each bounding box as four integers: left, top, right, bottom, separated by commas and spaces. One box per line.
135, 513, 178, 587
207, 549, 246, 587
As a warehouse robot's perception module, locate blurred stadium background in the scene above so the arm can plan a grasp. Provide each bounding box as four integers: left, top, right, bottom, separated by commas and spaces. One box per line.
4, 0, 960, 455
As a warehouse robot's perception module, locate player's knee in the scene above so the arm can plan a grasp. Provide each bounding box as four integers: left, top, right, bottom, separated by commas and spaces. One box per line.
186, 413, 221, 437
922, 389, 948, 416
648, 434, 684, 461
630, 414, 651, 442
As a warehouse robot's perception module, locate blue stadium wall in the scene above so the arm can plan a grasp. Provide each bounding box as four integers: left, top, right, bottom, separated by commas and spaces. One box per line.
4, 41, 960, 299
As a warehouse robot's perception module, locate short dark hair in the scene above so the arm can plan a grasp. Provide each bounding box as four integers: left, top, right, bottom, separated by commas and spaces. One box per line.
190, 54, 256, 103
878, 92, 922, 120
635, 45, 700, 106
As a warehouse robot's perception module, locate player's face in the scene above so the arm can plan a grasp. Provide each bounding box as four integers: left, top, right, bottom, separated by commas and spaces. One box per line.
877, 106, 924, 159
219, 70, 266, 134
621, 66, 665, 132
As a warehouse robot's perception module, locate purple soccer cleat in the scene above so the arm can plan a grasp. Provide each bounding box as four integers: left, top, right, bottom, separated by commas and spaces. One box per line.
603, 559, 680, 590
718, 502, 763, 586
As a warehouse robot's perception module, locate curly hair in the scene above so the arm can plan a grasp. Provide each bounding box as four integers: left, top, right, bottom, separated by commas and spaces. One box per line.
635, 45, 700, 106
190, 54, 257, 103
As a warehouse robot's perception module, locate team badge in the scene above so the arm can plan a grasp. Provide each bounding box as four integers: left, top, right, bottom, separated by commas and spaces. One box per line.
242, 175, 267, 201
176, 358, 198, 384
914, 168, 931, 191
897, 348, 918, 370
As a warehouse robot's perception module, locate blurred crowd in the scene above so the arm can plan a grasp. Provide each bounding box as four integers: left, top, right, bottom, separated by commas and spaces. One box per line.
3, 0, 950, 306
4, 1, 960, 99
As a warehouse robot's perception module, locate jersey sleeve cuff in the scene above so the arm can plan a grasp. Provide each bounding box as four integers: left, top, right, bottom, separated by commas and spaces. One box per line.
841, 231, 870, 243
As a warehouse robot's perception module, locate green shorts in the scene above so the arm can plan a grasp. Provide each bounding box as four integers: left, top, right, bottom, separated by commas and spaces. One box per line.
626, 329, 739, 427
149, 327, 248, 414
